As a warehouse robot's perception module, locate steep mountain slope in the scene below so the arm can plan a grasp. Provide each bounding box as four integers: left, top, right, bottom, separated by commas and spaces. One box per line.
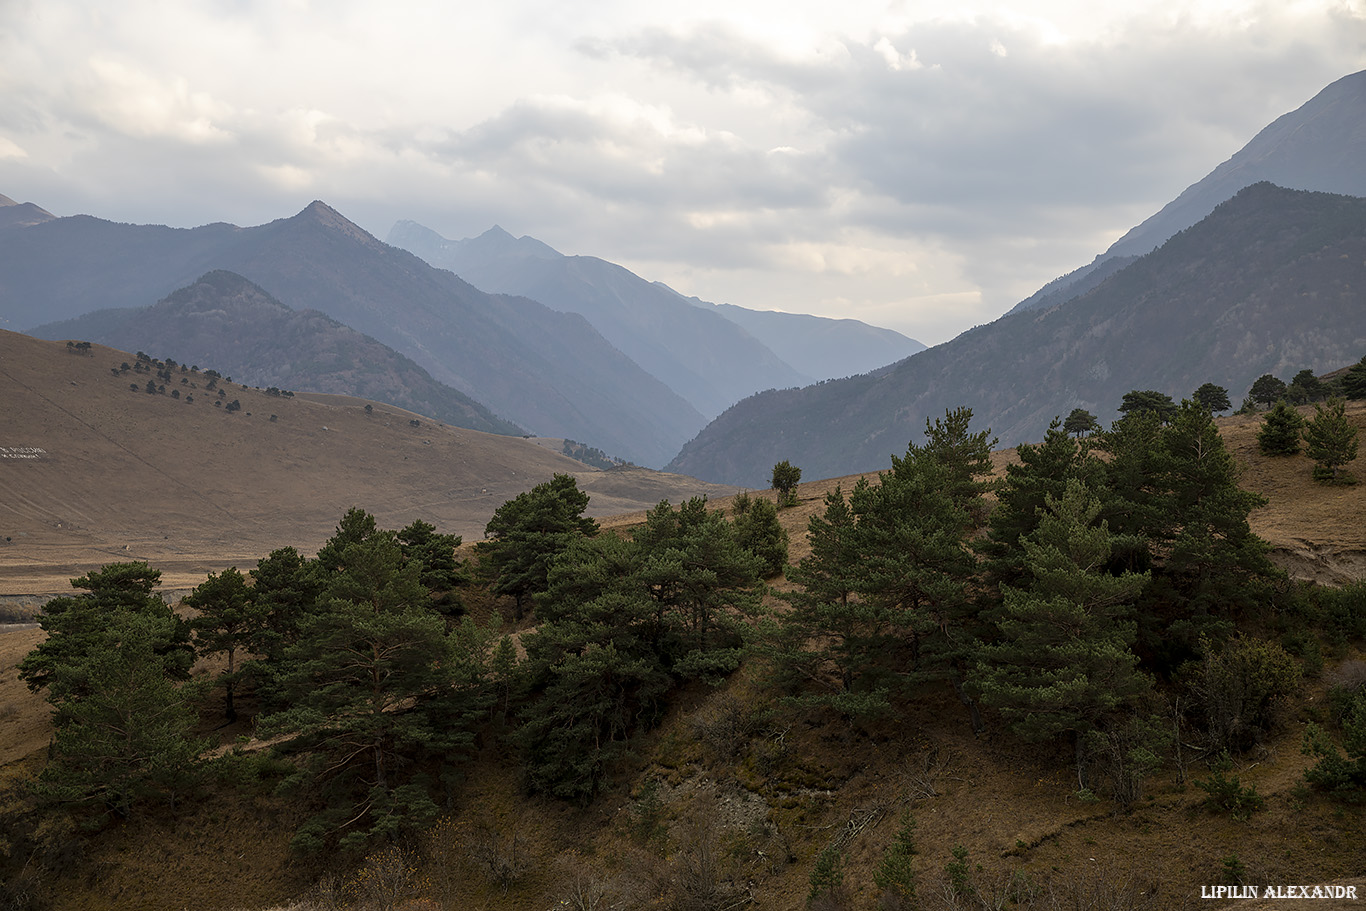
388, 221, 812, 418
668, 183, 1366, 486
1010, 68, 1366, 315
0, 201, 703, 466
0, 330, 735, 593
28, 270, 524, 436
390, 221, 925, 404
685, 297, 926, 382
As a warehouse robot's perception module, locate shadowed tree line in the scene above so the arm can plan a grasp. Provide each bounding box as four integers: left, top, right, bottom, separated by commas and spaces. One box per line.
11, 378, 1366, 871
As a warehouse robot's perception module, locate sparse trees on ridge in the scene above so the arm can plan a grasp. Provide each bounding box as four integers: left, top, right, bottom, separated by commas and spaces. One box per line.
1064, 408, 1099, 437
1249, 374, 1288, 408
1193, 383, 1232, 414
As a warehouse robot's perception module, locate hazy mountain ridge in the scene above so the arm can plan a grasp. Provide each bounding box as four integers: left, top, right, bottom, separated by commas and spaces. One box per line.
668, 183, 1366, 486
684, 297, 927, 383
389, 220, 925, 410
29, 270, 525, 436
0, 201, 703, 467
389, 220, 812, 419
1009, 68, 1366, 316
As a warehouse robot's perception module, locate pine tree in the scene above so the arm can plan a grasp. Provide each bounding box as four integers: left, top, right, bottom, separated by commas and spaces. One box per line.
518, 501, 765, 800
731, 495, 789, 577
854, 452, 984, 728
1063, 408, 1100, 437
1340, 356, 1366, 400
978, 419, 1104, 591
19, 563, 193, 699
186, 567, 263, 722
1193, 383, 1232, 414
257, 533, 485, 850
1249, 374, 1287, 408
1304, 397, 1359, 483
900, 406, 998, 522
477, 474, 598, 619
1257, 401, 1305, 456
972, 479, 1151, 785
33, 614, 209, 821
1151, 402, 1278, 660
1118, 389, 1177, 423
874, 811, 918, 909
777, 485, 897, 718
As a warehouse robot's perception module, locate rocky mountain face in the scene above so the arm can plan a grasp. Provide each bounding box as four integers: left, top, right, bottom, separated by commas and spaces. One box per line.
667, 184, 1366, 486
388, 221, 925, 416
29, 270, 525, 436
1009, 68, 1366, 316
0, 201, 702, 467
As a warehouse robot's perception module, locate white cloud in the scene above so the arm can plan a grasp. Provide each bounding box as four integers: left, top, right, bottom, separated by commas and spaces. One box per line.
0, 0, 1362, 344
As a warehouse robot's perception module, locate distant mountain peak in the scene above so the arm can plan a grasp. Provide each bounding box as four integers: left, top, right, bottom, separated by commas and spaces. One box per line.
0, 194, 56, 229
291, 199, 381, 246
467, 225, 562, 260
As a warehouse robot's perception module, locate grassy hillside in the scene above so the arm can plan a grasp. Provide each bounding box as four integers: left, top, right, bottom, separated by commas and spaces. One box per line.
1, 389, 1364, 910
30, 270, 526, 437
0, 330, 737, 596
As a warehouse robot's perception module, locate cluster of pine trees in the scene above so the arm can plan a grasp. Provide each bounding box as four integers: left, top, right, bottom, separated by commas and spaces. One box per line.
12, 395, 1366, 866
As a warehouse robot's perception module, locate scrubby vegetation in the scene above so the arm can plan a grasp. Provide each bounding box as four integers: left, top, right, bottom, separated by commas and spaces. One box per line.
3, 393, 1366, 910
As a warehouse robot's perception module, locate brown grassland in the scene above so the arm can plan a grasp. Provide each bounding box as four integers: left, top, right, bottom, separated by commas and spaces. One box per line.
1, 330, 1365, 910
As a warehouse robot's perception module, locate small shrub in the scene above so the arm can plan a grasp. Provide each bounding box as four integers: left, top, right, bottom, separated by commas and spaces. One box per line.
1222, 853, 1247, 886
874, 811, 917, 910
944, 843, 974, 900
1302, 690, 1366, 801
1194, 752, 1264, 818
1187, 637, 1299, 753
808, 843, 847, 907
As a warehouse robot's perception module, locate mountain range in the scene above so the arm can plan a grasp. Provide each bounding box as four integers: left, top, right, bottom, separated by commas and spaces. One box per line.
386, 220, 925, 418
668, 182, 1366, 486
0, 201, 709, 466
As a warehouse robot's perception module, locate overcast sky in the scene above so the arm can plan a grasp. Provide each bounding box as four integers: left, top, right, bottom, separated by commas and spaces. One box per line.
1, 1, 1363, 345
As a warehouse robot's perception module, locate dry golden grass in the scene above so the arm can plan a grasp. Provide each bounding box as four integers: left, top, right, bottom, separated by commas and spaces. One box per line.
0, 330, 735, 594
5, 331, 1366, 910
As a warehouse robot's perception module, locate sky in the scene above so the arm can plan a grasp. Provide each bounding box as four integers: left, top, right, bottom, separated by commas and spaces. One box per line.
1, 1, 1363, 345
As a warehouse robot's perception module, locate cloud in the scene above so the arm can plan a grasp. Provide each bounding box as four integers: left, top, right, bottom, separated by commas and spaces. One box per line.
0, 1, 1362, 344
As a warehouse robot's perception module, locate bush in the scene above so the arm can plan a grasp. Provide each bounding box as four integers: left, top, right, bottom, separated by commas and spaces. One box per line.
808, 844, 847, 907
1302, 684, 1366, 801
1194, 752, 1265, 818
771, 460, 802, 507
1318, 582, 1366, 642
1186, 637, 1300, 753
